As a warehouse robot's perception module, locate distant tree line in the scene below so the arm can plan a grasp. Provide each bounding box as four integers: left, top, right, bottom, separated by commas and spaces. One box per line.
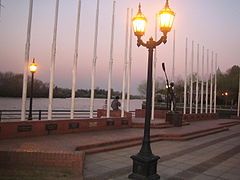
138, 65, 240, 106
0, 72, 141, 99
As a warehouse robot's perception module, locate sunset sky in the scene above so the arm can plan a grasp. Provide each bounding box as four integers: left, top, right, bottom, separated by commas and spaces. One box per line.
0, 0, 239, 94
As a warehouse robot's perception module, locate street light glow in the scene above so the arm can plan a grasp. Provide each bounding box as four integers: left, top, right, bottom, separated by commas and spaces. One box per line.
132, 4, 147, 37
29, 62, 37, 73
158, 0, 175, 35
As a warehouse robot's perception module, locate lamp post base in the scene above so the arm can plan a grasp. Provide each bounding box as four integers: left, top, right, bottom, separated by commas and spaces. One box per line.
128, 153, 160, 180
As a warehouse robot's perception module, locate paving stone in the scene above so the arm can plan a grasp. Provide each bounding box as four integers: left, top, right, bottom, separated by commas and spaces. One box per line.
220, 172, 240, 180
192, 174, 217, 180
1, 119, 240, 180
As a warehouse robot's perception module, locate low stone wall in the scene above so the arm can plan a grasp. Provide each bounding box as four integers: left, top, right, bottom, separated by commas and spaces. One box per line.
97, 109, 132, 118
231, 115, 240, 120
135, 109, 169, 118
182, 113, 218, 122
0, 117, 131, 139
0, 150, 85, 175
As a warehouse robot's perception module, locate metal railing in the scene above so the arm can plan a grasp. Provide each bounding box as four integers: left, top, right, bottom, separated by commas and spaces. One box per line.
0, 109, 136, 122
0, 110, 97, 121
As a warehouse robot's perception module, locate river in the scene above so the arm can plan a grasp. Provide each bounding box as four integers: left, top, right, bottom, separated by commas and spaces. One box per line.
0, 97, 143, 111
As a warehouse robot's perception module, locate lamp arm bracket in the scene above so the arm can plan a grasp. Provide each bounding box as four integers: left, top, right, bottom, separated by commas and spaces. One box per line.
156, 35, 167, 46
136, 34, 167, 49
137, 36, 147, 47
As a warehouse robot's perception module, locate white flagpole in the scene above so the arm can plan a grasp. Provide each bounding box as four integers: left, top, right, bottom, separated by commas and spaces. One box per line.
126, 8, 133, 113
48, 0, 59, 120
205, 49, 209, 113
210, 51, 213, 113
151, 13, 158, 120
90, 0, 100, 118
172, 29, 176, 82
237, 67, 240, 117
21, 0, 33, 121
170, 29, 176, 111
195, 43, 199, 114
70, 0, 81, 119
107, 1, 116, 118
121, 8, 129, 117
214, 53, 217, 113
184, 38, 188, 114
200, 46, 204, 113
0, 0, 2, 19
190, 41, 194, 114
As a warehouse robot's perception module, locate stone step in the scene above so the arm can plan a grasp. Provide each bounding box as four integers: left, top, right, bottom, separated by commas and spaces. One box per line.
132, 123, 174, 128
76, 127, 229, 154
159, 126, 229, 137
219, 121, 240, 127
162, 127, 229, 141
132, 122, 190, 129
79, 136, 166, 155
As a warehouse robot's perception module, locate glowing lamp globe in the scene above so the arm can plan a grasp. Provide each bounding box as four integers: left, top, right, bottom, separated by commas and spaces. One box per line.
29, 62, 38, 73
132, 4, 147, 37
159, 0, 175, 35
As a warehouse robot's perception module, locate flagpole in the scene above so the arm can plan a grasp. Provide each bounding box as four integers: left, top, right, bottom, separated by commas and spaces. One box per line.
237, 67, 240, 117
214, 53, 217, 113
172, 29, 175, 82
200, 46, 204, 113
195, 43, 199, 114
0, 0, 2, 19
21, 0, 33, 121
90, 0, 100, 118
205, 49, 209, 113
126, 8, 133, 112
210, 51, 213, 113
121, 8, 129, 117
107, 0, 116, 118
70, 0, 81, 119
151, 13, 158, 120
184, 38, 188, 114
190, 41, 194, 114
48, 0, 59, 120
170, 29, 176, 111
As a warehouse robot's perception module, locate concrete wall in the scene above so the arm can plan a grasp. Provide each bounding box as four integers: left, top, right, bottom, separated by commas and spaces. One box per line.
135, 109, 169, 118
182, 113, 218, 121
97, 109, 132, 118
0, 117, 131, 139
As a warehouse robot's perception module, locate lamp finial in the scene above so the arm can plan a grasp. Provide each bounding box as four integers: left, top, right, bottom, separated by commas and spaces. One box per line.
165, 0, 169, 8
138, 3, 142, 13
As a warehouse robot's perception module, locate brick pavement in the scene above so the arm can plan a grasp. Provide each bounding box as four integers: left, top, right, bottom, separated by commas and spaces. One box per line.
0, 119, 240, 179
84, 124, 240, 180
0, 119, 235, 153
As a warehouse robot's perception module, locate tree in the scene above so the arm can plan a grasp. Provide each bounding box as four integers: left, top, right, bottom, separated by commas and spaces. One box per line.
217, 65, 240, 105
137, 65, 240, 106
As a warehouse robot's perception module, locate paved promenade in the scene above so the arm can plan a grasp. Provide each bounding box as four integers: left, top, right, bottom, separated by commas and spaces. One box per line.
85, 124, 240, 180
0, 119, 233, 152
0, 119, 240, 179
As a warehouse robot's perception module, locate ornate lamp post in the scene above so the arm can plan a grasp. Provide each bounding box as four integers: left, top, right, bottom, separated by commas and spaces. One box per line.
129, 1, 175, 179
28, 58, 37, 120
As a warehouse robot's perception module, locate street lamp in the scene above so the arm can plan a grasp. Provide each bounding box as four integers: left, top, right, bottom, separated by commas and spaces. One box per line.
129, 1, 175, 179
221, 91, 228, 106
28, 58, 37, 120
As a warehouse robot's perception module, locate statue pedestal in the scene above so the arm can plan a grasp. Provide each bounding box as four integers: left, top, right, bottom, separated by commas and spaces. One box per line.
166, 111, 182, 127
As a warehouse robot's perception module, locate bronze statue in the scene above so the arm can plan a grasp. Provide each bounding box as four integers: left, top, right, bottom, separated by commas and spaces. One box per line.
162, 63, 176, 111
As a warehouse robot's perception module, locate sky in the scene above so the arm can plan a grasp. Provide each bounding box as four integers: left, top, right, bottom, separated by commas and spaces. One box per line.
0, 0, 239, 95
